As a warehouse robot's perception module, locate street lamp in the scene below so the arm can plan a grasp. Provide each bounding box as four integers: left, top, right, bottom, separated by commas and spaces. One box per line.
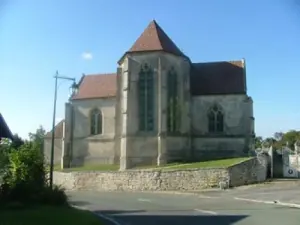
49, 71, 78, 189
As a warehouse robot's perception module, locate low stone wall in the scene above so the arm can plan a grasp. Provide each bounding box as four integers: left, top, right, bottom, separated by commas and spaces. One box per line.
54, 157, 267, 191
228, 155, 268, 187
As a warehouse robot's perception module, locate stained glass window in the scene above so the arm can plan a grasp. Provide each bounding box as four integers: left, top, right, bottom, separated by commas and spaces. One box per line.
90, 108, 102, 135
138, 64, 154, 131
167, 67, 179, 132
207, 105, 224, 133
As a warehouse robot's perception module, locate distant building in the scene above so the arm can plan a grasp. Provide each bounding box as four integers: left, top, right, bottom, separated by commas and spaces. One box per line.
0, 113, 13, 140
44, 20, 255, 169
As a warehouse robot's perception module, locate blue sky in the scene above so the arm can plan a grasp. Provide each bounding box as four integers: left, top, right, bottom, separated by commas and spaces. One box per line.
0, 0, 300, 139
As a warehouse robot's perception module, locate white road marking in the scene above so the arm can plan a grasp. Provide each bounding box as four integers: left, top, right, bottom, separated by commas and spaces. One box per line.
194, 208, 218, 215
234, 197, 300, 208
198, 195, 219, 199
275, 202, 300, 209
95, 212, 122, 225
72, 204, 122, 225
137, 198, 152, 202
234, 197, 277, 204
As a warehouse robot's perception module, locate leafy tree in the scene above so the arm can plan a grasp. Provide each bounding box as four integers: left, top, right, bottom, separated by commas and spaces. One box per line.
256, 130, 300, 150
274, 132, 284, 141
264, 137, 277, 145
254, 136, 263, 149
10, 134, 24, 149
0, 138, 11, 184
281, 130, 300, 150
28, 125, 46, 151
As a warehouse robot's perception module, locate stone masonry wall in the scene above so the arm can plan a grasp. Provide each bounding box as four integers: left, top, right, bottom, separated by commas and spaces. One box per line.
228, 156, 268, 187
53, 157, 267, 191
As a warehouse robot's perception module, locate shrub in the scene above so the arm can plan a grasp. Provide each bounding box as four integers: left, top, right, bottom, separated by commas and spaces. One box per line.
39, 185, 69, 206
0, 140, 68, 207
0, 138, 11, 184
5, 142, 46, 190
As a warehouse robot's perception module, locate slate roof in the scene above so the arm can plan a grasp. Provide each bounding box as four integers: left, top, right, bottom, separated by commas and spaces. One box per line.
191, 60, 246, 95
0, 113, 13, 140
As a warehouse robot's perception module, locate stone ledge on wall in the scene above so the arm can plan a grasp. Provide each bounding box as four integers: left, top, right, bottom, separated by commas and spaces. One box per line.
53, 157, 267, 192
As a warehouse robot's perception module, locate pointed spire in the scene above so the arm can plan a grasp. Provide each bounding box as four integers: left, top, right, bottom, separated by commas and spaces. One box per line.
127, 20, 186, 57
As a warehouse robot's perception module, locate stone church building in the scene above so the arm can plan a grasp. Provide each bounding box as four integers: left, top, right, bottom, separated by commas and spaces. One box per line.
44, 20, 255, 170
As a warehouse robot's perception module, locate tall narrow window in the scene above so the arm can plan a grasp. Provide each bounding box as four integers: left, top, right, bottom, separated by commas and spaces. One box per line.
207, 105, 224, 133
167, 67, 179, 132
138, 64, 154, 131
90, 108, 102, 135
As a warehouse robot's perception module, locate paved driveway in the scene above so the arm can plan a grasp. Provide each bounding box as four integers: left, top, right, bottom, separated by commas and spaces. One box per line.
68, 182, 300, 225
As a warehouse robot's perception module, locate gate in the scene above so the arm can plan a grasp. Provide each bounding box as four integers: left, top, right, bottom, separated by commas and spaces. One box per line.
255, 141, 300, 178
272, 142, 300, 178
272, 149, 283, 178
282, 147, 299, 178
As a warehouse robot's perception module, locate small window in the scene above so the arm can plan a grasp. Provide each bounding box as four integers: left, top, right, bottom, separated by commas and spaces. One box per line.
90, 108, 102, 135
207, 105, 224, 133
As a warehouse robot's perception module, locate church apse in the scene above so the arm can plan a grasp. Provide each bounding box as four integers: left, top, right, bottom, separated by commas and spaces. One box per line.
118, 54, 160, 168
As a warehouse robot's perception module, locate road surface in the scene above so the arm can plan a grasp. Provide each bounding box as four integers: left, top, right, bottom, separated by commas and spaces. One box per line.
68, 183, 300, 225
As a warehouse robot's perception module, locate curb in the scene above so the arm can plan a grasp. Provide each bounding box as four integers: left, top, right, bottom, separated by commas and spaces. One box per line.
139, 189, 222, 196
71, 205, 122, 225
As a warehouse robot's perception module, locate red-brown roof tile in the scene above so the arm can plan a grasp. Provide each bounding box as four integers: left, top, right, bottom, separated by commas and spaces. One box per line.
72, 73, 117, 100
191, 60, 246, 95
125, 20, 186, 58
45, 119, 65, 138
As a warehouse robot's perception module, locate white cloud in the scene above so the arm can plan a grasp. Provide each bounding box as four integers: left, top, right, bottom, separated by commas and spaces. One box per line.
81, 52, 93, 60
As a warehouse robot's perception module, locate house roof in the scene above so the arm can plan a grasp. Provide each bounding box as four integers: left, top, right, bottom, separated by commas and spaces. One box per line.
119, 20, 187, 63
45, 119, 65, 138
0, 113, 13, 140
72, 73, 117, 100
70, 21, 247, 99
71, 60, 246, 100
191, 60, 246, 95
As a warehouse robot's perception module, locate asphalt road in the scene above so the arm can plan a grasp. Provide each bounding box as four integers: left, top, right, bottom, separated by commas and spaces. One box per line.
68, 184, 300, 225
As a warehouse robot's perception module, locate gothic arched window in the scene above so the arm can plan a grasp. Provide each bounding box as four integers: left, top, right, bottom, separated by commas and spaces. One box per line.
138, 63, 154, 131
208, 105, 224, 133
90, 108, 102, 135
167, 67, 180, 132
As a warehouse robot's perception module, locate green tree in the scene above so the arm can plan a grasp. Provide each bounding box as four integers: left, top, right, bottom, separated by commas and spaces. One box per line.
254, 136, 263, 149
274, 132, 284, 141
264, 137, 277, 145
281, 130, 300, 150
28, 125, 46, 150
11, 134, 24, 149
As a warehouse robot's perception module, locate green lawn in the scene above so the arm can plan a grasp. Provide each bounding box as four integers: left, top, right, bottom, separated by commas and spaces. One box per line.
162, 157, 251, 169
54, 164, 119, 172
53, 157, 251, 172
0, 206, 103, 225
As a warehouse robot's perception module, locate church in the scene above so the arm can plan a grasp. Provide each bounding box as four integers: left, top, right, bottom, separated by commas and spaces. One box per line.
44, 20, 255, 170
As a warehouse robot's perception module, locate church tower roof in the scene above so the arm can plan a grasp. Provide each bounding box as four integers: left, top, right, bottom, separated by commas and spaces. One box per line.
119, 20, 187, 63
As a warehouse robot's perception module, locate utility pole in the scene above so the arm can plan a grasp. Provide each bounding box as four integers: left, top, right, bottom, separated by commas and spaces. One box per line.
49, 71, 78, 189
